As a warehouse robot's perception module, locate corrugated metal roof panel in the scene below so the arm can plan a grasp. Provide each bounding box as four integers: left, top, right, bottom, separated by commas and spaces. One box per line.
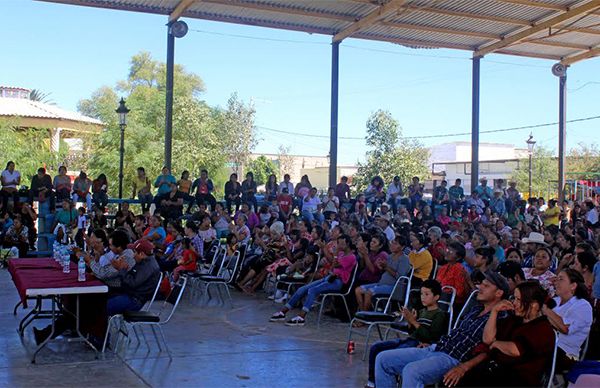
35, 0, 600, 63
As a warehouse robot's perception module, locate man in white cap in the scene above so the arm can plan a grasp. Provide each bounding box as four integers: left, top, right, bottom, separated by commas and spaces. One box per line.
489, 189, 506, 216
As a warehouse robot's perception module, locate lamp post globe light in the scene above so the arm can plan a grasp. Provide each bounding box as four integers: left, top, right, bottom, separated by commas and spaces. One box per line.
526, 134, 536, 199
115, 98, 130, 206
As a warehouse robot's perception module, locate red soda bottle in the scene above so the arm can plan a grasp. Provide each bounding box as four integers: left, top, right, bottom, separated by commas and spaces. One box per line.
347, 340, 355, 354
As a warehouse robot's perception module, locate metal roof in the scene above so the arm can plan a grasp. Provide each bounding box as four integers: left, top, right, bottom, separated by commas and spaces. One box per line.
36, 0, 600, 64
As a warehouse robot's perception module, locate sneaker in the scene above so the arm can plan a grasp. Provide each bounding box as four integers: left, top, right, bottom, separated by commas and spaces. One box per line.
285, 316, 305, 326
268, 290, 283, 301
269, 311, 286, 322
274, 293, 289, 304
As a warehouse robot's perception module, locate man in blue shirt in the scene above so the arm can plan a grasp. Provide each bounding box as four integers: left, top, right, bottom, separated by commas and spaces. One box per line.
474, 177, 493, 203
375, 271, 509, 388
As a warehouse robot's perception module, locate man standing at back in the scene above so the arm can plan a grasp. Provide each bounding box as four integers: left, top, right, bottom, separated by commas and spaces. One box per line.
375, 271, 509, 388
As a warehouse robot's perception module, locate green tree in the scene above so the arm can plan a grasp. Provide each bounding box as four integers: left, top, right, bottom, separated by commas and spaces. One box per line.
247, 155, 277, 186
219, 93, 257, 176
29, 89, 55, 105
511, 146, 558, 198
0, 119, 69, 180
567, 143, 600, 179
354, 110, 430, 191
76, 51, 254, 198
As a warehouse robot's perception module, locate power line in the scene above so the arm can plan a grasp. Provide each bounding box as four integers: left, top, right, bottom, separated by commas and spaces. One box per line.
255, 114, 600, 141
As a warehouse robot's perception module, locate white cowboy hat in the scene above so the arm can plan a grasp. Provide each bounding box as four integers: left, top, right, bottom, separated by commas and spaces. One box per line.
522, 232, 548, 246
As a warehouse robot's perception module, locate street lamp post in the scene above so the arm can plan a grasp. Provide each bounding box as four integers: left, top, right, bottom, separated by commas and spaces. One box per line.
116, 98, 130, 210
526, 134, 536, 198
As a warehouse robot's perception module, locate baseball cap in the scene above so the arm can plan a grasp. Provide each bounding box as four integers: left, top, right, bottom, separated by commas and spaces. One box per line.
128, 239, 154, 256
484, 270, 510, 299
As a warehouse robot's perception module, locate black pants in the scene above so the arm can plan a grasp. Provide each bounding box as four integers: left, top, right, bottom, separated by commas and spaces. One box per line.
192, 193, 217, 211
1, 190, 19, 211
226, 197, 241, 214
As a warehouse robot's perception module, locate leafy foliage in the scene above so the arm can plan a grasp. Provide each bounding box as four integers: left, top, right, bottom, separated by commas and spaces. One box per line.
511, 146, 557, 198
354, 110, 430, 191
0, 119, 69, 183
247, 155, 277, 186
76, 51, 255, 197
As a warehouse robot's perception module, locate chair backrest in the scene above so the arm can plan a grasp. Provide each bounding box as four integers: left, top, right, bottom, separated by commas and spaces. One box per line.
209, 239, 222, 259
440, 286, 457, 334
545, 330, 559, 388
384, 275, 411, 314
218, 250, 241, 282
208, 246, 227, 276
142, 271, 163, 311
429, 258, 439, 280
453, 290, 479, 330
162, 276, 188, 324
339, 263, 359, 296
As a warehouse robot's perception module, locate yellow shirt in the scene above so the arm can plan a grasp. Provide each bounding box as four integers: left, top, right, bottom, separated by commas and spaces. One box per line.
409, 248, 434, 281
544, 206, 560, 226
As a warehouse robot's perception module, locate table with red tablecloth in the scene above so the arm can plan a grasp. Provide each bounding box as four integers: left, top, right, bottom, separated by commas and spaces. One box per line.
8, 257, 108, 362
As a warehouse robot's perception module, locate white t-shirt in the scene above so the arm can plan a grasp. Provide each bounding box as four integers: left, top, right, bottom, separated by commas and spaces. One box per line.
278, 181, 294, 194
2, 170, 20, 189
302, 195, 321, 213
322, 196, 339, 213
552, 296, 593, 359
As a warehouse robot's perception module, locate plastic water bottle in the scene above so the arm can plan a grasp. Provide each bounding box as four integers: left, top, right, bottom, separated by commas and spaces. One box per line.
62, 252, 70, 273
77, 256, 86, 282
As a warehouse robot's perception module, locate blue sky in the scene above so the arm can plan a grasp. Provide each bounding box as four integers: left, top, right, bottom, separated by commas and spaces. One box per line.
2, 0, 599, 165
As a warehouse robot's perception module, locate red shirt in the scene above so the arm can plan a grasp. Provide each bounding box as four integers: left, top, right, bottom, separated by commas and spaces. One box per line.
277, 193, 292, 213
436, 262, 471, 305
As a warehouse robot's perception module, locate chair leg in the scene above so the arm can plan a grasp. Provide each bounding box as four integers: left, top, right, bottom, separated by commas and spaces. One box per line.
150, 325, 162, 352
101, 315, 116, 354
223, 284, 233, 308
157, 325, 171, 359
317, 295, 328, 328
341, 296, 351, 321
363, 324, 376, 361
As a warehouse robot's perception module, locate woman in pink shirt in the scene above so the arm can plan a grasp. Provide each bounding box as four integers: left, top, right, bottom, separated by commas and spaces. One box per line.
269, 234, 357, 326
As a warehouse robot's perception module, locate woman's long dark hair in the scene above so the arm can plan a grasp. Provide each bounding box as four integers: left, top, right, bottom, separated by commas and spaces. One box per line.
562, 268, 590, 300
515, 280, 548, 317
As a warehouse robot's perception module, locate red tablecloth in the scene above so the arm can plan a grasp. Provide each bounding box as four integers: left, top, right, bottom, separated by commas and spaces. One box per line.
8, 258, 106, 307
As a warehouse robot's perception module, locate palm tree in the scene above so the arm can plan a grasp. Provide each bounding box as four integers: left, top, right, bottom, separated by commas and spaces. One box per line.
29, 89, 55, 104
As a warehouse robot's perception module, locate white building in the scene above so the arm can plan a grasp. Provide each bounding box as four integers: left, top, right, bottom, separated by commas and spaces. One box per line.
429, 142, 529, 193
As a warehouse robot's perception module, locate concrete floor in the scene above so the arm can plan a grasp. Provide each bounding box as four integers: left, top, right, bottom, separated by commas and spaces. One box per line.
0, 269, 369, 387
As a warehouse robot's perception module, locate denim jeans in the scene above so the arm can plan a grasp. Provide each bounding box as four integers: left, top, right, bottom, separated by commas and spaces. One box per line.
301, 209, 324, 224
375, 345, 459, 388
72, 192, 92, 210
285, 276, 343, 313
368, 338, 420, 384
107, 294, 143, 316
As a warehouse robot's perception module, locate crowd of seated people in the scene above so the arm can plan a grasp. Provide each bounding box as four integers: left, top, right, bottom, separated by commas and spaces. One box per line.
2, 160, 600, 386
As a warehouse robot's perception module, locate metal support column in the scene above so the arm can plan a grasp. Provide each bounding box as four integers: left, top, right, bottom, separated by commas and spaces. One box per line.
470, 57, 481, 193
558, 72, 567, 202
329, 41, 340, 188
164, 22, 175, 171
118, 124, 125, 202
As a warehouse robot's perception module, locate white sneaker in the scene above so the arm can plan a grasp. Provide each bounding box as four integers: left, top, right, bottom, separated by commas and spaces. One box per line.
269, 311, 286, 322
285, 315, 305, 326
268, 290, 283, 300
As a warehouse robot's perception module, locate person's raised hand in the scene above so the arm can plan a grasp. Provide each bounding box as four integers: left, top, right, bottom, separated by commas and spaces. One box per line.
493, 300, 514, 314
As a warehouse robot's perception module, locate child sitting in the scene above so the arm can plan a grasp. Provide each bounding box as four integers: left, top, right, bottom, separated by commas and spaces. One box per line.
173, 238, 198, 281
366, 279, 447, 388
